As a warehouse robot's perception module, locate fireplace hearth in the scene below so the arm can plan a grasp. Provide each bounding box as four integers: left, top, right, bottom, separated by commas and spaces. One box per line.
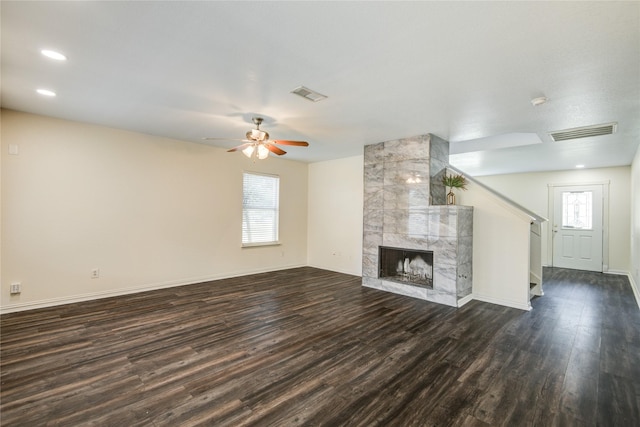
379, 246, 433, 288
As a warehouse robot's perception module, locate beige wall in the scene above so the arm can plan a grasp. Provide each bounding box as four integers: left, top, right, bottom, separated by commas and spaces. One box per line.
307, 155, 363, 275
477, 167, 631, 273
2, 109, 636, 312
1, 110, 308, 312
630, 145, 640, 305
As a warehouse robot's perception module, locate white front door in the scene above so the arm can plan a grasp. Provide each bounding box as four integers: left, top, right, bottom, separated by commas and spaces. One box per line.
552, 185, 603, 272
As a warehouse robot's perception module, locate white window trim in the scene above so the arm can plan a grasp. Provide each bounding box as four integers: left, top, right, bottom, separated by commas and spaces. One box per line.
241, 241, 282, 248
242, 171, 280, 247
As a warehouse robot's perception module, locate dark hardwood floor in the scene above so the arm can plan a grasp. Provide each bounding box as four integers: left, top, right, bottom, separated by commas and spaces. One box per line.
1, 267, 639, 426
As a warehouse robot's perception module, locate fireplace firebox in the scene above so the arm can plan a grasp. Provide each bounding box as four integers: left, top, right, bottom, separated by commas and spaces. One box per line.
378, 246, 433, 288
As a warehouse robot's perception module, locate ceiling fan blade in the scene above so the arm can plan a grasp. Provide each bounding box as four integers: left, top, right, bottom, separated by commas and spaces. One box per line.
265, 143, 287, 155
227, 143, 253, 152
271, 140, 309, 147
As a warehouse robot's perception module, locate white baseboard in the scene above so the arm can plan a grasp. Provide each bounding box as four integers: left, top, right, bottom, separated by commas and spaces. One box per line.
457, 294, 474, 307
605, 269, 629, 275
472, 293, 532, 311
604, 270, 639, 310
7, 266, 627, 314
0, 264, 307, 315
306, 263, 362, 277
628, 273, 640, 310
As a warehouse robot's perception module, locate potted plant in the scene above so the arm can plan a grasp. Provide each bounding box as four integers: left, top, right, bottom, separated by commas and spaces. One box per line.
442, 173, 467, 205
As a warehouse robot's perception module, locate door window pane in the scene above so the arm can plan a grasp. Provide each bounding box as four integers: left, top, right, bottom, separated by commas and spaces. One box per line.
562, 191, 592, 229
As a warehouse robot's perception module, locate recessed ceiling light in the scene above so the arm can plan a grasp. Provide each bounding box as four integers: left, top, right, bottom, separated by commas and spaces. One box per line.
575, 164, 585, 169
41, 49, 67, 61
531, 96, 548, 106
36, 88, 56, 97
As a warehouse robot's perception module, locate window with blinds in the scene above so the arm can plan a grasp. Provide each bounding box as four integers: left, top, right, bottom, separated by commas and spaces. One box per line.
242, 172, 280, 246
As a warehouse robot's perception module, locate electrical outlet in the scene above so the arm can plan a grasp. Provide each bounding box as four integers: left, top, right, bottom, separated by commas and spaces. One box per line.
10, 283, 21, 294
91, 269, 100, 279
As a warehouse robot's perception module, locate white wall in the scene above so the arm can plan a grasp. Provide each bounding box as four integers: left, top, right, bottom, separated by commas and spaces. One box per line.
456, 180, 533, 310
477, 167, 631, 273
307, 155, 363, 275
630, 145, 640, 306
1, 110, 308, 312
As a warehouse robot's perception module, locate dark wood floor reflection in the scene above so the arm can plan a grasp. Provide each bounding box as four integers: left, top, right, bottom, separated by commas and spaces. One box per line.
1, 267, 639, 426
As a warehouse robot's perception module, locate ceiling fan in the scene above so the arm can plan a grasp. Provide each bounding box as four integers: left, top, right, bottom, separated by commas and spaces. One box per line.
203, 117, 309, 160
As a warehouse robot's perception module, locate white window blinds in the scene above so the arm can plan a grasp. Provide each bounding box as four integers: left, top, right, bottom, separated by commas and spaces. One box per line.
242, 172, 279, 246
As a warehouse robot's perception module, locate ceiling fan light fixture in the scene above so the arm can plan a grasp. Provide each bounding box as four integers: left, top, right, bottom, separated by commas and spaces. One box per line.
242, 145, 255, 158
257, 144, 269, 159
248, 128, 268, 141
291, 85, 327, 102
207, 116, 308, 159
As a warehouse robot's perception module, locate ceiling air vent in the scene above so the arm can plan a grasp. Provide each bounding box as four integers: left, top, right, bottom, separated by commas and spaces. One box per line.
549, 122, 617, 142
291, 85, 328, 102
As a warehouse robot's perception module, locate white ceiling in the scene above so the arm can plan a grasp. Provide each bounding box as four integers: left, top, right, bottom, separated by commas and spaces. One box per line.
2, 1, 639, 176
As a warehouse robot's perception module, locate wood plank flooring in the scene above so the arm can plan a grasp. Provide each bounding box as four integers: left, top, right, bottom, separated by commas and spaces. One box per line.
1, 267, 639, 426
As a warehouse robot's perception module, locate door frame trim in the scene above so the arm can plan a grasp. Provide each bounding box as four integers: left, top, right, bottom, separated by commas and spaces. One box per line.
547, 181, 610, 271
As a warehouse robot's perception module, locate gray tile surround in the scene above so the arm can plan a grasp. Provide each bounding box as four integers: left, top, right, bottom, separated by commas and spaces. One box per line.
362, 134, 473, 307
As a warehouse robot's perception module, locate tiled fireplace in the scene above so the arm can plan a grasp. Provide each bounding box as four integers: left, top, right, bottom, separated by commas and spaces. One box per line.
362, 134, 473, 307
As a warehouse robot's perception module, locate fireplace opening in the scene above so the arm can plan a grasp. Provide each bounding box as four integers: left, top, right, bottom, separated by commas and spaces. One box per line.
378, 246, 434, 288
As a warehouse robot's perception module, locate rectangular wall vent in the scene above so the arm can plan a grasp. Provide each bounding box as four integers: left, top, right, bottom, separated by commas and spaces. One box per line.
549, 122, 617, 142
291, 85, 327, 102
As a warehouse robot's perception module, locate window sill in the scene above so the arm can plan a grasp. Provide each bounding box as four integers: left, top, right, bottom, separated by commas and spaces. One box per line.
242, 241, 281, 248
